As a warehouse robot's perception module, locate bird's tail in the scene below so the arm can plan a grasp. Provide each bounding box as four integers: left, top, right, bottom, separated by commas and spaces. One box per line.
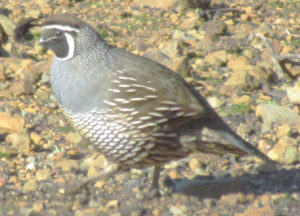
180, 117, 272, 162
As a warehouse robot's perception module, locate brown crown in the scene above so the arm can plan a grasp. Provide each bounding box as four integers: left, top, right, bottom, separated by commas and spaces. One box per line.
42, 14, 84, 29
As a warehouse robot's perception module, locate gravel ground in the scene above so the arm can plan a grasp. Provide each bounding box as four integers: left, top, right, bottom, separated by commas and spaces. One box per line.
0, 0, 300, 215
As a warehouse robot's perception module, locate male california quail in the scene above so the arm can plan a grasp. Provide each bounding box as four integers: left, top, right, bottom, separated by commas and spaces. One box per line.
38, 14, 272, 192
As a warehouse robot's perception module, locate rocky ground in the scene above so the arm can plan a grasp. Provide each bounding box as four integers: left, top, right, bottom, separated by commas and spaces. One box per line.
0, 0, 300, 215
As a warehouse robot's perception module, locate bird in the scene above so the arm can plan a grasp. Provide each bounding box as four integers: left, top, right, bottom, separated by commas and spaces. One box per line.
38, 14, 273, 194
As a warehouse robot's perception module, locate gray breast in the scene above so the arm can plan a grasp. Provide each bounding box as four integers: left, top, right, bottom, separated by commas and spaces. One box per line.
50, 58, 109, 113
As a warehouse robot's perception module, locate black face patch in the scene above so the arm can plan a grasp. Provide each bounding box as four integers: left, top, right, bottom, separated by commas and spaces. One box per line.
40, 28, 77, 59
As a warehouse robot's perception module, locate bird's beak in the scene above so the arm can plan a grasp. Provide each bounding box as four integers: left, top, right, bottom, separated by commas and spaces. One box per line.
38, 37, 50, 49
38, 37, 46, 45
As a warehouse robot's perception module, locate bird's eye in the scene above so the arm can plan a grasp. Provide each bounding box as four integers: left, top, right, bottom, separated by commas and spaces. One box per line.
56, 31, 62, 37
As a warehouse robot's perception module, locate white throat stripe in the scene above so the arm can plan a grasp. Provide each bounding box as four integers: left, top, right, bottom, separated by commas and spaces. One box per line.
42, 25, 80, 33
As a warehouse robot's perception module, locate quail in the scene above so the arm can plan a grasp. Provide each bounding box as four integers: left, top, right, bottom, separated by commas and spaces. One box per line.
38, 14, 272, 193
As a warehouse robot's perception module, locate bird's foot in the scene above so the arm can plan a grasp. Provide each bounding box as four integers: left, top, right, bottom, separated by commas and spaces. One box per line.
143, 185, 161, 200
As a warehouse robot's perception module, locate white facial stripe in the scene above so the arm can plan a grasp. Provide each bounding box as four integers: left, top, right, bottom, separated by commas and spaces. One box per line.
42, 25, 80, 33
57, 32, 75, 61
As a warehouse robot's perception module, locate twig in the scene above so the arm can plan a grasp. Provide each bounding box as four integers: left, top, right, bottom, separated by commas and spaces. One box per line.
253, 0, 269, 11
279, 53, 300, 63
255, 33, 297, 82
210, 8, 243, 20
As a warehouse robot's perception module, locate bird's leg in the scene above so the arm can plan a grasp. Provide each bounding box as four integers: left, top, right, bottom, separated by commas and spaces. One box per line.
146, 166, 162, 198
151, 166, 161, 189
64, 163, 119, 194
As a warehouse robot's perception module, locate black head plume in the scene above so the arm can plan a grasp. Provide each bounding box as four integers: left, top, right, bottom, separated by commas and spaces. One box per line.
0, 24, 8, 46
14, 17, 40, 43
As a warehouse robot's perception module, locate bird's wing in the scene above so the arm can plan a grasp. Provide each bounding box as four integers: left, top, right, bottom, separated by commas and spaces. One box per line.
103, 48, 217, 128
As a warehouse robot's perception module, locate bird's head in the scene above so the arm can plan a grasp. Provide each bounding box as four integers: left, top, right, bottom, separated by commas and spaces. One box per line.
39, 14, 104, 61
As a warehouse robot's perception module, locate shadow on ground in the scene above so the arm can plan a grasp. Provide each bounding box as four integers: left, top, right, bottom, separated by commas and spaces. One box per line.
164, 166, 300, 199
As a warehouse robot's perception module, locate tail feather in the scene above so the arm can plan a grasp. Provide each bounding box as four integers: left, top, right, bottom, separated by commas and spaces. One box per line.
180, 117, 273, 162
216, 128, 271, 161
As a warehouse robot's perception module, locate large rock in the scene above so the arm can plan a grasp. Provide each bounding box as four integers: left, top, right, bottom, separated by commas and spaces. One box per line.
221, 70, 258, 93
0, 112, 25, 133
36, 169, 51, 181
23, 179, 38, 192
66, 132, 82, 144
6, 129, 31, 154
0, 64, 5, 81
0, 14, 15, 37
268, 136, 298, 164
235, 204, 275, 216
287, 82, 300, 105
9, 80, 33, 96
0, 57, 45, 96
227, 55, 268, 80
56, 159, 79, 172
289, 65, 300, 77
205, 50, 227, 67
144, 41, 190, 77
202, 21, 227, 37
256, 104, 300, 132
